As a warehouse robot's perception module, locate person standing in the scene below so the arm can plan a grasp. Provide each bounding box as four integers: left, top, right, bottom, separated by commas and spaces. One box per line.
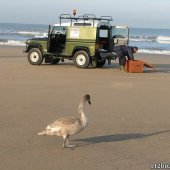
115, 45, 138, 71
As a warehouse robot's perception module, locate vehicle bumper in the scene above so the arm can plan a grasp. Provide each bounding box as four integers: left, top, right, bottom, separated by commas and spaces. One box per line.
23, 49, 27, 53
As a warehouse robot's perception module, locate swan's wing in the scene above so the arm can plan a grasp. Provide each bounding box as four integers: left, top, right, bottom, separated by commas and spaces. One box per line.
47, 117, 81, 129
44, 117, 83, 136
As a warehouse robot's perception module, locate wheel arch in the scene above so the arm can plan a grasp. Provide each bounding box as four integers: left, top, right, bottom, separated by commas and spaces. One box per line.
72, 46, 91, 58
27, 44, 44, 55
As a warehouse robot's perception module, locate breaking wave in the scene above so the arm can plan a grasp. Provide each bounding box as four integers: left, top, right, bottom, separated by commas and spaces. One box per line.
130, 35, 157, 42
130, 35, 170, 44
156, 36, 170, 44
0, 40, 25, 46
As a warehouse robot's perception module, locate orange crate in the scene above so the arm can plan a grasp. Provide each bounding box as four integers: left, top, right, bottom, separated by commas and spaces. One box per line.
125, 60, 144, 73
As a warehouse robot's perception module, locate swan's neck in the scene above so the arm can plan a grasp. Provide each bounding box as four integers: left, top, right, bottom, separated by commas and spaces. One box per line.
80, 111, 88, 128
78, 98, 88, 128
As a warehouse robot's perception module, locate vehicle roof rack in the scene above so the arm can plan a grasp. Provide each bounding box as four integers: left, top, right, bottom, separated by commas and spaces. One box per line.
83, 14, 96, 19
59, 14, 113, 26
100, 16, 113, 22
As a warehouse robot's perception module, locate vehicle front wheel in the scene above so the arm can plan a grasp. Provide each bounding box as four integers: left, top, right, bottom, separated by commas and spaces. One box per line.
73, 50, 90, 68
28, 48, 43, 65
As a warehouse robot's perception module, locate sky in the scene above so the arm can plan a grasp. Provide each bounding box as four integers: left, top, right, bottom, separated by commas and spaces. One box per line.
0, 0, 170, 28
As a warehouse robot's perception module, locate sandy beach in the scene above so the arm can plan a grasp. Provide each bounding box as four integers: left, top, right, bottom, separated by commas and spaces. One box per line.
0, 46, 170, 170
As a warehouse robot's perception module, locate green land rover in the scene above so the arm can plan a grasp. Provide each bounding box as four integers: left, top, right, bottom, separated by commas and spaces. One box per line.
24, 14, 129, 68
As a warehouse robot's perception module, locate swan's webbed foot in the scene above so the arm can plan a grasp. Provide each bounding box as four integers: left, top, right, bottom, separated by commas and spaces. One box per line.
63, 144, 76, 150
62, 136, 77, 149
67, 144, 77, 149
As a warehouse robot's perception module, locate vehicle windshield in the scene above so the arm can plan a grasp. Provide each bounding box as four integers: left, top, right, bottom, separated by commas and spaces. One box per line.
112, 27, 128, 38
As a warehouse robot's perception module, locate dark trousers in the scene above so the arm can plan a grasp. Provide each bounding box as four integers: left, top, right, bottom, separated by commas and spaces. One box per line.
115, 47, 127, 66
119, 55, 126, 66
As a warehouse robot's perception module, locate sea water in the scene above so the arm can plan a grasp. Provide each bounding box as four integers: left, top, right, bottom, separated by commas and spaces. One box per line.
0, 23, 170, 55
129, 28, 170, 55
0, 23, 48, 46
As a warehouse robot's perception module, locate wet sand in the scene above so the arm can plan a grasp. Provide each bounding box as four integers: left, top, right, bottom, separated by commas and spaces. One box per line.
0, 46, 170, 170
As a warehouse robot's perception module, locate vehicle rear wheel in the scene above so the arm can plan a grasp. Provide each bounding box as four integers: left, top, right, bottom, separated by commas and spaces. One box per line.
96, 60, 106, 68
92, 58, 106, 68
73, 50, 90, 68
28, 48, 43, 65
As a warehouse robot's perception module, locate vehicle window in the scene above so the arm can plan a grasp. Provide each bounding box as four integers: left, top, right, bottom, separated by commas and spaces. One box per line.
99, 29, 108, 38
112, 28, 128, 38
52, 26, 66, 34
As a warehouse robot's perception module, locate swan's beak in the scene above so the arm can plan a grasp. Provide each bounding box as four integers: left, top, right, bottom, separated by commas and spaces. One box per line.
88, 100, 91, 105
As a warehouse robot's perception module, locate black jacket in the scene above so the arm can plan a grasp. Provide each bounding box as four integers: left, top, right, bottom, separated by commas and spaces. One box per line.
115, 45, 134, 60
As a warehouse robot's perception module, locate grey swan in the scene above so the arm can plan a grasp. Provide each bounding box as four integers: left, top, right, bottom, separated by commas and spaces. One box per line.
38, 94, 91, 149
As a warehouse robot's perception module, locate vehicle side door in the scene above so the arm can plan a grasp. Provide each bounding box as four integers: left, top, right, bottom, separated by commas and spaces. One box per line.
48, 26, 67, 53
112, 26, 129, 47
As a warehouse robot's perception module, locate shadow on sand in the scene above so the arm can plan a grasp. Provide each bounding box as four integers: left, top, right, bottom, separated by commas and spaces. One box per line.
144, 64, 170, 73
74, 130, 170, 147
40, 63, 170, 73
